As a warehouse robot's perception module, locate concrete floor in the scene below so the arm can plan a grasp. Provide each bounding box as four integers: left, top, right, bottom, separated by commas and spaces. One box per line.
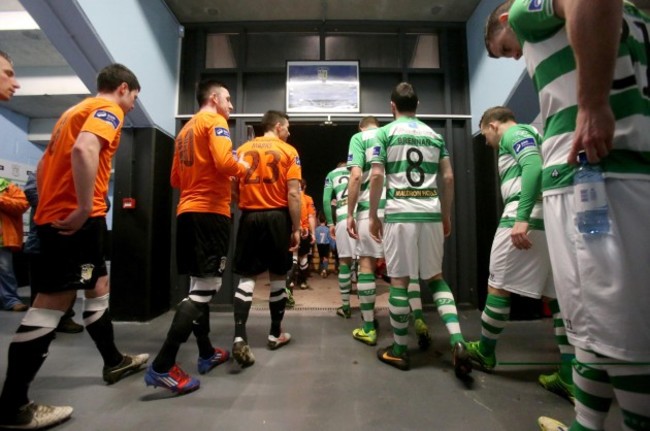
251, 269, 391, 310
0, 275, 623, 431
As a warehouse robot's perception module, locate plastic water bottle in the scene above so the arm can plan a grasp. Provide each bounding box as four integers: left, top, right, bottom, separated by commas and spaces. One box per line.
574, 152, 610, 235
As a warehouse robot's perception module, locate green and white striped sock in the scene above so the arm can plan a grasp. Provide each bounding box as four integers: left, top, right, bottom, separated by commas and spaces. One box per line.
571, 349, 613, 431
571, 348, 650, 431
357, 272, 376, 331
388, 286, 409, 355
479, 294, 511, 357
407, 278, 424, 321
429, 279, 464, 346
549, 298, 574, 384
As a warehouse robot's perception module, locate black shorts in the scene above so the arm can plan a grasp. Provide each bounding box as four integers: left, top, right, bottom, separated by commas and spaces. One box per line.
316, 244, 330, 261
30, 217, 108, 293
233, 209, 292, 277
176, 212, 231, 277
298, 236, 312, 257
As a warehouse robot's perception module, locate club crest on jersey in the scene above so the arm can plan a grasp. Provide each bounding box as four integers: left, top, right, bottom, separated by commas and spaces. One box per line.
513, 137, 536, 154
295, 156, 302, 166
372, 146, 381, 156
79, 263, 95, 283
347, 153, 353, 162
94, 110, 120, 129
214, 127, 231, 138
528, 0, 543, 11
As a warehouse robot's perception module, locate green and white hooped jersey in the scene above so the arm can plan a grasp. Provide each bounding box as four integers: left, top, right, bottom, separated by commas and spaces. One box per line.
509, 0, 650, 196
498, 124, 544, 230
370, 116, 449, 223
323, 166, 353, 225
347, 128, 386, 220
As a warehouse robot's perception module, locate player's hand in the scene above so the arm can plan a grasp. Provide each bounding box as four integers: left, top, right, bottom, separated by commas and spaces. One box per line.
369, 215, 383, 243
52, 207, 91, 235
309, 232, 315, 245
511, 221, 532, 250
568, 105, 614, 164
442, 216, 452, 238
329, 225, 336, 239
347, 215, 359, 239
289, 230, 301, 252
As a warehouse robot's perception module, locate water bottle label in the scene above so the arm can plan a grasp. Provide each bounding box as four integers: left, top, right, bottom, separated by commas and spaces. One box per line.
574, 182, 607, 212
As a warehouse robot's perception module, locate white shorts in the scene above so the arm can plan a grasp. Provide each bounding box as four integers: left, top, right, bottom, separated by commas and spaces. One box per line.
488, 228, 555, 299
335, 220, 357, 259
355, 218, 384, 259
383, 222, 443, 280
544, 179, 650, 362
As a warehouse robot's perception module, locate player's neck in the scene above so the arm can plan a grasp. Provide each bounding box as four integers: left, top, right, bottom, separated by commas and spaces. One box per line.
198, 105, 218, 115
395, 111, 416, 119
263, 131, 280, 139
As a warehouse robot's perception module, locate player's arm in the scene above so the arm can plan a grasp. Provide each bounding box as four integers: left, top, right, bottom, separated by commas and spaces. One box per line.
72, 132, 102, 213
555, 0, 621, 163
368, 162, 384, 243
512, 151, 542, 249
346, 165, 362, 239
322, 177, 335, 228
210, 131, 248, 178
287, 178, 302, 251
309, 211, 317, 244
54, 131, 102, 234
347, 166, 362, 214
438, 157, 454, 238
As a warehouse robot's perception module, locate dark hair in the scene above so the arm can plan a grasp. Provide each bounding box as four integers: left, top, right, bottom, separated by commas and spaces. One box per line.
261, 110, 289, 133
97, 63, 140, 93
196, 79, 228, 106
485, 0, 514, 58
0, 50, 12, 64
318, 211, 326, 224
391, 82, 418, 113
359, 115, 379, 129
479, 106, 516, 129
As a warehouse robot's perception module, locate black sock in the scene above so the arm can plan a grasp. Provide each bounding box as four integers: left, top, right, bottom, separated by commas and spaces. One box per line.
192, 302, 214, 359
269, 287, 286, 338
84, 309, 123, 368
153, 299, 201, 372
233, 297, 252, 342
0, 325, 56, 412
